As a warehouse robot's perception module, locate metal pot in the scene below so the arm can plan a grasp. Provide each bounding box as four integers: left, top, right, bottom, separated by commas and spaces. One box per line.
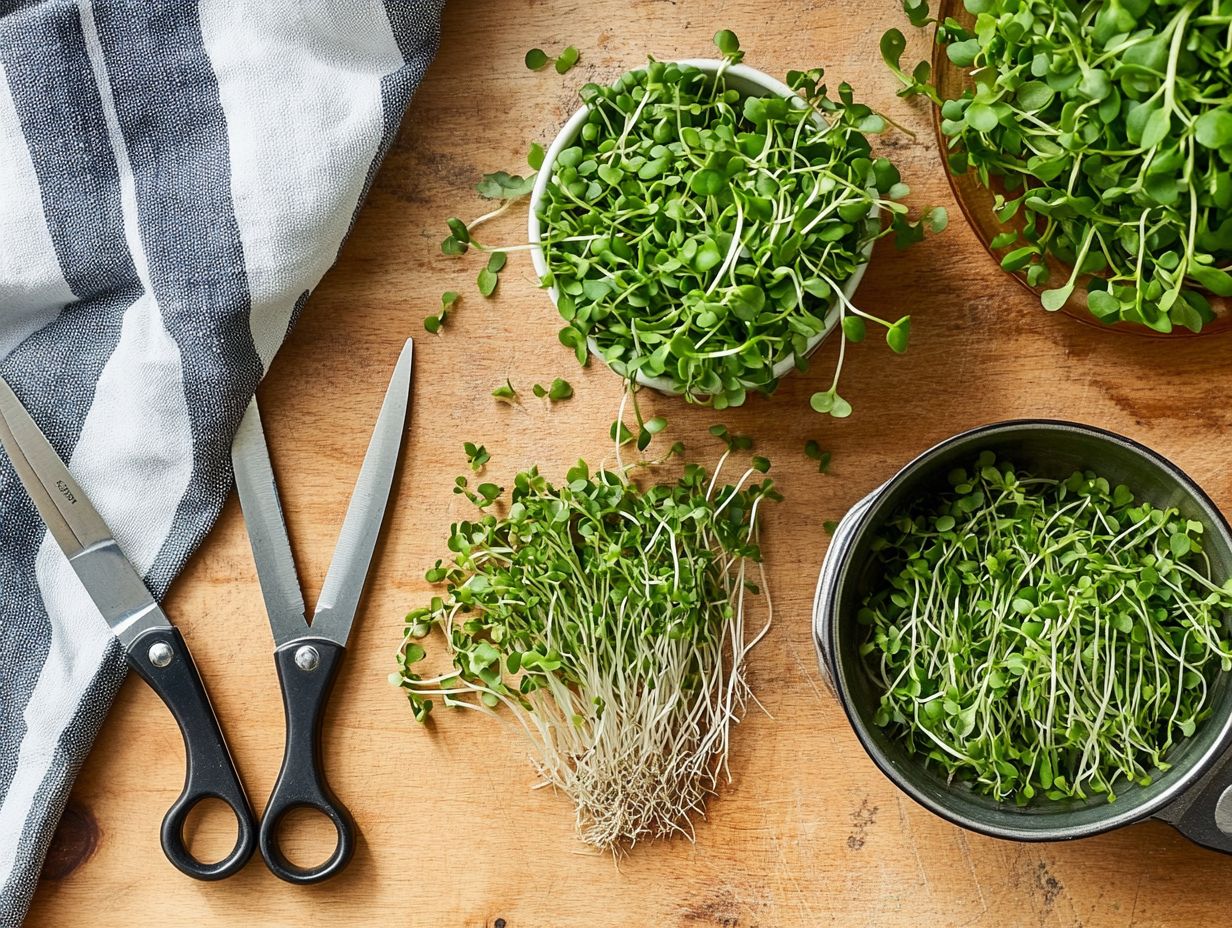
813, 419, 1232, 852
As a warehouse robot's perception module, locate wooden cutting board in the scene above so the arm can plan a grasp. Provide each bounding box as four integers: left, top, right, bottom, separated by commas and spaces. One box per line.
24, 1, 1232, 925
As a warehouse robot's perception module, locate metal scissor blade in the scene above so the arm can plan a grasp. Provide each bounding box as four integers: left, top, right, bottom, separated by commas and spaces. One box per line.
232, 398, 309, 647
0, 374, 168, 647
0, 375, 112, 557
311, 339, 412, 647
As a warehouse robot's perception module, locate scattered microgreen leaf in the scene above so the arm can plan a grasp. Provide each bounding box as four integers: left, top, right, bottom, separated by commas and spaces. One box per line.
441, 217, 470, 255
804, 439, 832, 474
708, 423, 753, 452
531, 377, 574, 402
463, 441, 491, 472
492, 379, 517, 403
477, 171, 536, 200
555, 45, 579, 74
425, 290, 460, 334
526, 45, 580, 75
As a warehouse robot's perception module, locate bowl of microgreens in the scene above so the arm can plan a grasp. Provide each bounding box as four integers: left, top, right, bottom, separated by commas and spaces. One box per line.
814, 420, 1232, 852
528, 31, 944, 416
884, 0, 1232, 335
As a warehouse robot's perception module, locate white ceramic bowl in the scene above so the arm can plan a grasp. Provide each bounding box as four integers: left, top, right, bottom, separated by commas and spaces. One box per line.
527, 58, 878, 397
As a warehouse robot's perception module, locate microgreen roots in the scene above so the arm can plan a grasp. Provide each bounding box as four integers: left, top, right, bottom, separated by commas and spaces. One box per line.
536, 32, 941, 414
861, 453, 1232, 805
394, 456, 778, 850
887, 0, 1232, 332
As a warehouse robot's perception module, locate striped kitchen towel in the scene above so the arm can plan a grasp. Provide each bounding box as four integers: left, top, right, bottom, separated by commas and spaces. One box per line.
0, 1, 442, 922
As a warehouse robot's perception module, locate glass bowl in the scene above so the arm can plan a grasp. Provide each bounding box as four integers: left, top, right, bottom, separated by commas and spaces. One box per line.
931, 0, 1232, 338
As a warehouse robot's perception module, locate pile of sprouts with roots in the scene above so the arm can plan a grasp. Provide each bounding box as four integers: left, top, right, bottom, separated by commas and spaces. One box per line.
392, 438, 778, 850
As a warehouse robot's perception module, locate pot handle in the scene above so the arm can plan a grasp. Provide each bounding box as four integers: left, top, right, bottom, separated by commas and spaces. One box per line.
1154, 747, 1232, 854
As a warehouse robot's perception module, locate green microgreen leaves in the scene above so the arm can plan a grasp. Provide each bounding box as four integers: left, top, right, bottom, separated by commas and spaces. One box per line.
809, 390, 852, 419
394, 457, 776, 849
804, 439, 831, 473
537, 39, 940, 418
525, 45, 580, 74
712, 29, 744, 64
463, 441, 490, 472
476, 172, 536, 200
477, 251, 507, 298
492, 378, 517, 403
893, 0, 1232, 332
886, 316, 910, 353
451, 474, 503, 510
532, 377, 573, 401
441, 217, 470, 255
862, 453, 1232, 806
1196, 110, 1232, 150
425, 290, 459, 334
708, 423, 752, 453
555, 46, 579, 74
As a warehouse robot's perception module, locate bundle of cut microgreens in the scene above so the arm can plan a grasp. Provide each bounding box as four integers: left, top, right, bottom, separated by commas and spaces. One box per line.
885, 0, 1232, 332
861, 452, 1232, 805
443, 30, 945, 418
392, 445, 778, 850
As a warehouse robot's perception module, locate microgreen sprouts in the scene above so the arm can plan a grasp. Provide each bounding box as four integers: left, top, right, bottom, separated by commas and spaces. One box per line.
463, 441, 490, 472
492, 379, 517, 403
425, 291, 459, 334
536, 30, 942, 414
862, 453, 1232, 804
532, 377, 574, 401
804, 439, 832, 473
887, 0, 1232, 332
477, 172, 536, 200
394, 456, 778, 850
526, 45, 581, 74
478, 250, 507, 298
441, 171, 539, 257
556, 46, 580, 75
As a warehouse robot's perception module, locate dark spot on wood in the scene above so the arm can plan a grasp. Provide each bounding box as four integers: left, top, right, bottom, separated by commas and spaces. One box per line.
1035, 861, 1063, 910
846, 797, 879, 850
493, 919, 507, 928
39, 801, 99, 881
875, 134, 914, 153
682, 890, 740, 926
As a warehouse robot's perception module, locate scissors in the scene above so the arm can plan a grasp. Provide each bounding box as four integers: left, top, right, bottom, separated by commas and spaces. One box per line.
0, 338, 412, 884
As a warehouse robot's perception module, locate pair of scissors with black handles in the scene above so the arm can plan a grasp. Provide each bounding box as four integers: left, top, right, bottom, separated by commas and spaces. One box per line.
0, 339, 412, 884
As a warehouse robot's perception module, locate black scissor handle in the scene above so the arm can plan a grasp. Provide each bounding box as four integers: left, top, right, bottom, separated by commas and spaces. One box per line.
260, 637, 356, 884
127, 626, 258, 880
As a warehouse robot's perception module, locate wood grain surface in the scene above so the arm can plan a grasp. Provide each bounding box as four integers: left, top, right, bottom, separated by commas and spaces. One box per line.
23, 1, 1232, 926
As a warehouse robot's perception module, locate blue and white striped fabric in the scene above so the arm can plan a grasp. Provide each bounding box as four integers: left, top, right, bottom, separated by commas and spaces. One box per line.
0, 1, 442, 922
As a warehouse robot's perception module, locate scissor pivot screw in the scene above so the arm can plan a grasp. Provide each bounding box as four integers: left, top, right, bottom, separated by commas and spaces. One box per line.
295, 645, 320, 672
148, 642, 174, 668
